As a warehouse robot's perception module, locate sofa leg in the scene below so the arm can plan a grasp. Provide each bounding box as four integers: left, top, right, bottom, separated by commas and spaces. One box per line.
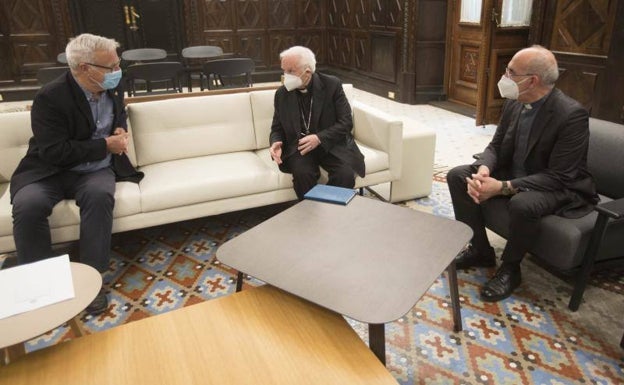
568, 213, 610, 311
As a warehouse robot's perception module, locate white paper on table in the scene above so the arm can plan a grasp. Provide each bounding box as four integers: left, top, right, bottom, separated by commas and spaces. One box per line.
0, 254, 75, 320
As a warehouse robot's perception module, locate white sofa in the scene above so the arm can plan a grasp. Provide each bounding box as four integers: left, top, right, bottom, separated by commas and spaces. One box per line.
0, 86, 435, 253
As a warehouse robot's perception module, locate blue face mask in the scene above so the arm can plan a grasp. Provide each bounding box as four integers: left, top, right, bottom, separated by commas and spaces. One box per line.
98, 69, 122, 90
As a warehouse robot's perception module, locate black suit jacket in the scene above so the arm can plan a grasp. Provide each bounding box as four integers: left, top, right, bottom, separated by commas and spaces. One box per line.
475, 88, 597, 217
269, 72, 365, 177
10, 71, 143, 201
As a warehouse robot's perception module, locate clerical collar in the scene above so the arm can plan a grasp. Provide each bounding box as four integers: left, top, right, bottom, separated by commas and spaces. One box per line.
297, 78, 313, 94
523, 91, 550, 110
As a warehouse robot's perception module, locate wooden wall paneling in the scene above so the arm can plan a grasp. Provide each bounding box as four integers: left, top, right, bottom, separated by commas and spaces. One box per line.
412, 0, 447, 103
269, 0, 295, 29
237, 32, 267, 69
549, 0, 617, 56
556, 54, 603, 114
182, 0, 202, 46
202, 0, 235, 30
268, 32, 296, 68
2, 0, 72, 87
591, 0, 624, 122
370, 32, 396, 82
297, 31, 325, 65
0, 3, 13, 85
237, 0, 265, 30
353, 31, 369, 71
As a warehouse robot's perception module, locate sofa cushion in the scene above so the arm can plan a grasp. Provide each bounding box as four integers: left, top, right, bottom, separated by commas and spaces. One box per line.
0, 181, 141, 238
138, 152, 280, 212
128, 93, 256, 167
254, 149, 294, 189
0, 111, 31, 184
250, 90, 276, 150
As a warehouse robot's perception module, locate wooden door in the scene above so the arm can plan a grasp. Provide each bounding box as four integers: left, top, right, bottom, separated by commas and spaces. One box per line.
446, 0, 531, 125
477, 0, 532, 124
69, 0, 183, 59
446, 0, 493, 115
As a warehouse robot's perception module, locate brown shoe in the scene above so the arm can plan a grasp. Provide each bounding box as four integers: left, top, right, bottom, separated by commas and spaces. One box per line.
454, 245, 496, 269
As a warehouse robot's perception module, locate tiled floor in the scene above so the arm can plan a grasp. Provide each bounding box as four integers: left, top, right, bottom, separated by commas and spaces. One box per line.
351, 88, 496, 170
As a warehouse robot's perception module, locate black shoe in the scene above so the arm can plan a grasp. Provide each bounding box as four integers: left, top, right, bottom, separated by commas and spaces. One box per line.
454, 245, 496, 269
481, 264, 521, 302
86, 291, 108, 316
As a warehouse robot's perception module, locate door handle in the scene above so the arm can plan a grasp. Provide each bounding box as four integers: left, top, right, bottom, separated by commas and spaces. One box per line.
124, 5, 131, 26
129, 5, 140, 31
491, 8, 501, 27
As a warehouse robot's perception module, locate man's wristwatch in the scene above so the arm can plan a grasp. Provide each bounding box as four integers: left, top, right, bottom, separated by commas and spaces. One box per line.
501, 181, 513, 196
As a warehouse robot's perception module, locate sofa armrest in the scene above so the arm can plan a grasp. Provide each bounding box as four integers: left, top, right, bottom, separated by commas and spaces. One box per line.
595, 197, 624, 219
351, 100, 403, 180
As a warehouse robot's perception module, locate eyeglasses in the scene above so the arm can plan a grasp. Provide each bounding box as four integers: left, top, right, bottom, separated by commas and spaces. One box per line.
505, 67, 534, 78
85, 61, 121, 73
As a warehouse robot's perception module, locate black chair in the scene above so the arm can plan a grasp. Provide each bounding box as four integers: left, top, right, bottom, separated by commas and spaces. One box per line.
181, 45, 225, 92
475, 118, 624, 311
121, 48, 167, 64
124, 62, 183, 96
36, 66, 69, 85
201, 58, 254, 90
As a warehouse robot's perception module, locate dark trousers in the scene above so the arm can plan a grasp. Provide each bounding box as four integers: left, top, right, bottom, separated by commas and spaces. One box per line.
447, 164, 568, 264
12, 168, 116, 272
284, 148, 355, 200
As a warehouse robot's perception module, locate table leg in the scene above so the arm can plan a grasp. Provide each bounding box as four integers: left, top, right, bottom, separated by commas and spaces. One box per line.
446, 261, 463, 332
236, 271, 244, 292
368, 323, 386, 365
3, 343, 25, 365
68, 317, 86, 337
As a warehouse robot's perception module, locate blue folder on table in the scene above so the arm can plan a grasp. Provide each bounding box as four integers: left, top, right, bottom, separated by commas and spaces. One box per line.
303, 184, 357, 205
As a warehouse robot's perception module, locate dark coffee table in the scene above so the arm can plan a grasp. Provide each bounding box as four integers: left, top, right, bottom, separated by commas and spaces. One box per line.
218, 196, 472, 364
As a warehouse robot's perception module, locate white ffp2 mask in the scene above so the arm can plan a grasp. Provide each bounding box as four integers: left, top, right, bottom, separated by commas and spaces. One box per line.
283, 73, 303, 91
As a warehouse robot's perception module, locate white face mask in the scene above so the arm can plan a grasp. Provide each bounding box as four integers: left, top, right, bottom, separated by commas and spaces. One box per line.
283, 72, 303, 91
497, 75, 529, 100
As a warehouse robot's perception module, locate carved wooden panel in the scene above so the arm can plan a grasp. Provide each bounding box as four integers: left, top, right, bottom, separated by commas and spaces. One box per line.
297, 0, 323, 27
0, 0, 71, 86
459, 45, 478, 84
328, 0, 350, 28
353, 0, 367, 29
270, 0, 295, 28
550, 0, 617, 55
203, 0, 234, 29
556, 66, 598, 111
371, 0, 402, 28
238, 0, 264, 29
370, 33, 395, 81
237, 33, 265, 65
297, 32, 324, 63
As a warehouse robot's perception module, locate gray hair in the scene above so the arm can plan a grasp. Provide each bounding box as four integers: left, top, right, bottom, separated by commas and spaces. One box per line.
525, 45, 559, 87
280, 46, 316, 73
65, 33, 120, 69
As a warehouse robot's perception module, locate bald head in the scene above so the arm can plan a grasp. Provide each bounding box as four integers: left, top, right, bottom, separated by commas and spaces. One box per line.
513, 45, 559, 87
